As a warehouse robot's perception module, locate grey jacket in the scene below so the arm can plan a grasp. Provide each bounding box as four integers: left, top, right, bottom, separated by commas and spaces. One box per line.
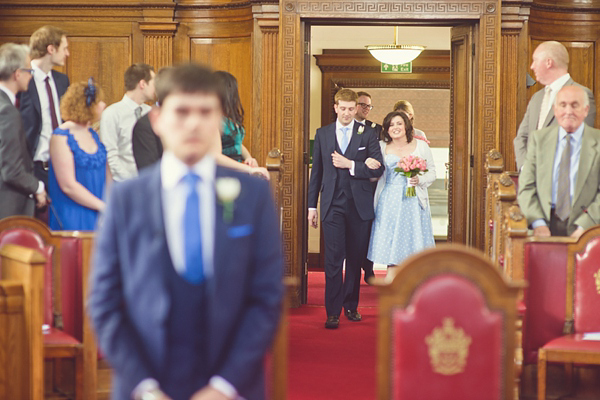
514, 78, 596, 170
0, 89, 39, 219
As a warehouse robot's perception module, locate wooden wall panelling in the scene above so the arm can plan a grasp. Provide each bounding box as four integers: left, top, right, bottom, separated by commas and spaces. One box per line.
281, 0, 502, 306
500, 0, 531, 171
139, 22, 178, 72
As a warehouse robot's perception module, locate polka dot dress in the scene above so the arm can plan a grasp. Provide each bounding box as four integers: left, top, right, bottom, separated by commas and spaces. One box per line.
367, 153, 435, 265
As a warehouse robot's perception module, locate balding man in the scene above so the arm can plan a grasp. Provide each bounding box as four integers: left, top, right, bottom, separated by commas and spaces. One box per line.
518, 86, 600, 238
514, 41, 595, 170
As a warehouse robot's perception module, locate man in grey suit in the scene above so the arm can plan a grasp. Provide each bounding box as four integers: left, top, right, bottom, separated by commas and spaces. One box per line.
518, 85, 600, 238
514, 41, 595, 170
0, 43, 47, 219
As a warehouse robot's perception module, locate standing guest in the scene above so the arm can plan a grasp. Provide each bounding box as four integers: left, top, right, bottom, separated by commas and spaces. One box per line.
308, 88, 384, 329
355, 91, 382, 139
514, 41, 595, 170
367, 111, 436, 278
89, 64, 284, 400
518, 85, 600, 239
19, 25, 70, 186
0, 43, 47, 219
393, 100, 428, 142
101, 63, 155, 181
48, 79, 109, 231
211, 70, 269, 179
132, 113, 162, 171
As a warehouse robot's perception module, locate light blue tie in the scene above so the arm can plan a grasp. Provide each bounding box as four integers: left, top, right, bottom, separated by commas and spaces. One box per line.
340, 126, 350, 153
183, 171, 204, 284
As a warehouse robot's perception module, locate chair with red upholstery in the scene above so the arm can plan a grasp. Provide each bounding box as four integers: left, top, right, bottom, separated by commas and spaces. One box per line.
376, 245, 521, 400
0, 216, 84, 399
537, 226, 600, 400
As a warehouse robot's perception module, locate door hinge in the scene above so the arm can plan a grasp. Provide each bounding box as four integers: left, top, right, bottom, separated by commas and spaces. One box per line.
472, 43, 475, 56
470, 154, 474, 168
304, 41, 310, 55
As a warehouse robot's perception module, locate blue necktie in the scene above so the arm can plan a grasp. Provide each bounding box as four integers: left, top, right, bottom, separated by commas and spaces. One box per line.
340, 126, 350, 153
183, 172, 204, 284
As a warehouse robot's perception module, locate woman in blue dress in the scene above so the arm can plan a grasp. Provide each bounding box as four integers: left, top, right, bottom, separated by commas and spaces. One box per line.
367, 111, 436, 276
48, 79, 110, 231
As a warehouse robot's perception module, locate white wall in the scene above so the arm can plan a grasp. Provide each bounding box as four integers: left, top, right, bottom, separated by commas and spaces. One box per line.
309, 26, 452, 138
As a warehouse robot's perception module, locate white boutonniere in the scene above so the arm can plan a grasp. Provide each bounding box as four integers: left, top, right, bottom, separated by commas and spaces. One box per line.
371, 121, 377, 128
357, 125, 365, 135
216, 177, 241, 223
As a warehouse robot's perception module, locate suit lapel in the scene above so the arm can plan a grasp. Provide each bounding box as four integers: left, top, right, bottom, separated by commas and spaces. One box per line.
147, 164, 172, 325
540, 128, 559, 211
325, 122, 337, 155
28, 78, 42, 115
573, 126, 598, 207
344, 123, 362, 159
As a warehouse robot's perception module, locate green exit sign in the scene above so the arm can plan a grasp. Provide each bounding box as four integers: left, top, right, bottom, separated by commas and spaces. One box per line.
381, 62, 412, 73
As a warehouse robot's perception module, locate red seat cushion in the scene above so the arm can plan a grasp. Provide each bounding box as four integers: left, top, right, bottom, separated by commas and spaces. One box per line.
522, 242, 569, 364
43, 327, 81, 346
392, 274, 503, 400
59, 238, 83, 341
543, 334, 600, 353
574, 237, 600, 333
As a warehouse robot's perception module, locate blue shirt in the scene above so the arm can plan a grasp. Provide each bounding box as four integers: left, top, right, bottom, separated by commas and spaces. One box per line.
532, 123, 584, 228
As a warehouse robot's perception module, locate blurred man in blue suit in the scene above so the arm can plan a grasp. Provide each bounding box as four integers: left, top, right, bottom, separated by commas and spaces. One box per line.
89, 64, 284, 400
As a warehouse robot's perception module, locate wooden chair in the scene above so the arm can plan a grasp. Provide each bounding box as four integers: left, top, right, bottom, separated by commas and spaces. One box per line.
375, 245, 522, 400
485, 149, 505, 260
0, 216, 97, 399
490, 171, 519, 268
0, 244, 46, 400
538, 226, 600, 400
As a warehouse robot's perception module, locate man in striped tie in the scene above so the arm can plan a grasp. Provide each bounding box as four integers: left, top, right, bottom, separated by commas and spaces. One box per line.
518, 85, 600, 239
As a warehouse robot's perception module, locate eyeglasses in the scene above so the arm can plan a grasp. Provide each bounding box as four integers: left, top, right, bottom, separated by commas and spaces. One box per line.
357, 103, 374, 110
18, 68, 34, 74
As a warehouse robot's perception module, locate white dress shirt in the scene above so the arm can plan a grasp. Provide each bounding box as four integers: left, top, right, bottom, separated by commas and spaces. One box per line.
100, 94, 150, 181
0, 84, 44, 195
132, 152, 238, 400
31, 64, 62, 162
539, 73, 571, 126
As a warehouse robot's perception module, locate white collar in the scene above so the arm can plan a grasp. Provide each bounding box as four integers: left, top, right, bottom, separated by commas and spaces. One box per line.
161, 151, 216, 190
0, 84, 16, 106
336, 119, 355, 132
31, 64, 52, 83
547, 73, 571, 93
121, 94, 143, 111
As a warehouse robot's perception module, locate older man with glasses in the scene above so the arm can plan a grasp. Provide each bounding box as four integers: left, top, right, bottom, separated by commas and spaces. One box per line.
0, 43, 48, 219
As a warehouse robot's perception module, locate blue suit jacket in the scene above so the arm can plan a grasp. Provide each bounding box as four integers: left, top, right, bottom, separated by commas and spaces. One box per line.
18, 70, 69, 157
307, 122, 384, 221
88, 162, 284, 400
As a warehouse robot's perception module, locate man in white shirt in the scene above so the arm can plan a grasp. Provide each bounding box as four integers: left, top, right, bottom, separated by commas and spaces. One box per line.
18, 25, 70, 186
100, 63, 155, 181
0, 43, 47, 218
514, 41, 595, 170
89, 64, 284, 400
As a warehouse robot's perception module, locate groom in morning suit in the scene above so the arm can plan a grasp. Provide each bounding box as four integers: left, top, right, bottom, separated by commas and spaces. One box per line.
518, 85, 600, 239
308, 88, 384, 329
89, 64, 284, 400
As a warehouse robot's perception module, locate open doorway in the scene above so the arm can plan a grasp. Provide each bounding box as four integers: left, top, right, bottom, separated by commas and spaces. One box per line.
307, 26, 454, 272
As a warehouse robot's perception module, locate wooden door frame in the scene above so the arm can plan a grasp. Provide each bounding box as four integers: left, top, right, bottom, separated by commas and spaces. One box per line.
280, 0, 501, 306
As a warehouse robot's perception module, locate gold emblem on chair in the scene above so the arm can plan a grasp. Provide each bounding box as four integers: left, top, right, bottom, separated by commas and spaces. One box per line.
594, 269, 600, 294
425, 318, 472, 376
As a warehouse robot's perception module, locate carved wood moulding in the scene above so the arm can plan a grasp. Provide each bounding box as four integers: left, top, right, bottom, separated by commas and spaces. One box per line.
281, 0, 501, 303
331, 79, 450, 90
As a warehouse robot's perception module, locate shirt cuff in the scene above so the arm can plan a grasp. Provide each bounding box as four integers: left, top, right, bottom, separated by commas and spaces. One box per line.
349, 161, 355, 176
308, 208, 317, 211
36, 180, 45, 194
132, 378, 159, 400
531, 219, 547, 229
209, 376, 238, 399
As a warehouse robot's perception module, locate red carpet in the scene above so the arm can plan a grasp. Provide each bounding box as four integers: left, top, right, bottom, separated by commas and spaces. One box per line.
288, 270, 383, 400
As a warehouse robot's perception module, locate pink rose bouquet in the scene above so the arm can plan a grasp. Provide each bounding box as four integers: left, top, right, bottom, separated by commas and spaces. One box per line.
394, 155, 428, 197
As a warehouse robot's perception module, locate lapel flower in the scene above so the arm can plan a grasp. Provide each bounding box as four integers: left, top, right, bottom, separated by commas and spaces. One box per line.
357, 125, 365, 135
370, 121, 377, 128
216, 177, 241, 223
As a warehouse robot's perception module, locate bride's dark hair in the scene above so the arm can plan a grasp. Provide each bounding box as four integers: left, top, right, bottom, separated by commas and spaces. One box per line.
382, 111, 413, 143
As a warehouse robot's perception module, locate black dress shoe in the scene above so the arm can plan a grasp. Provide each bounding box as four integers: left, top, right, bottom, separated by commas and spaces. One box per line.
364, 270, 375, 285
325, 316, 340, 329
344, 309, 362, 321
